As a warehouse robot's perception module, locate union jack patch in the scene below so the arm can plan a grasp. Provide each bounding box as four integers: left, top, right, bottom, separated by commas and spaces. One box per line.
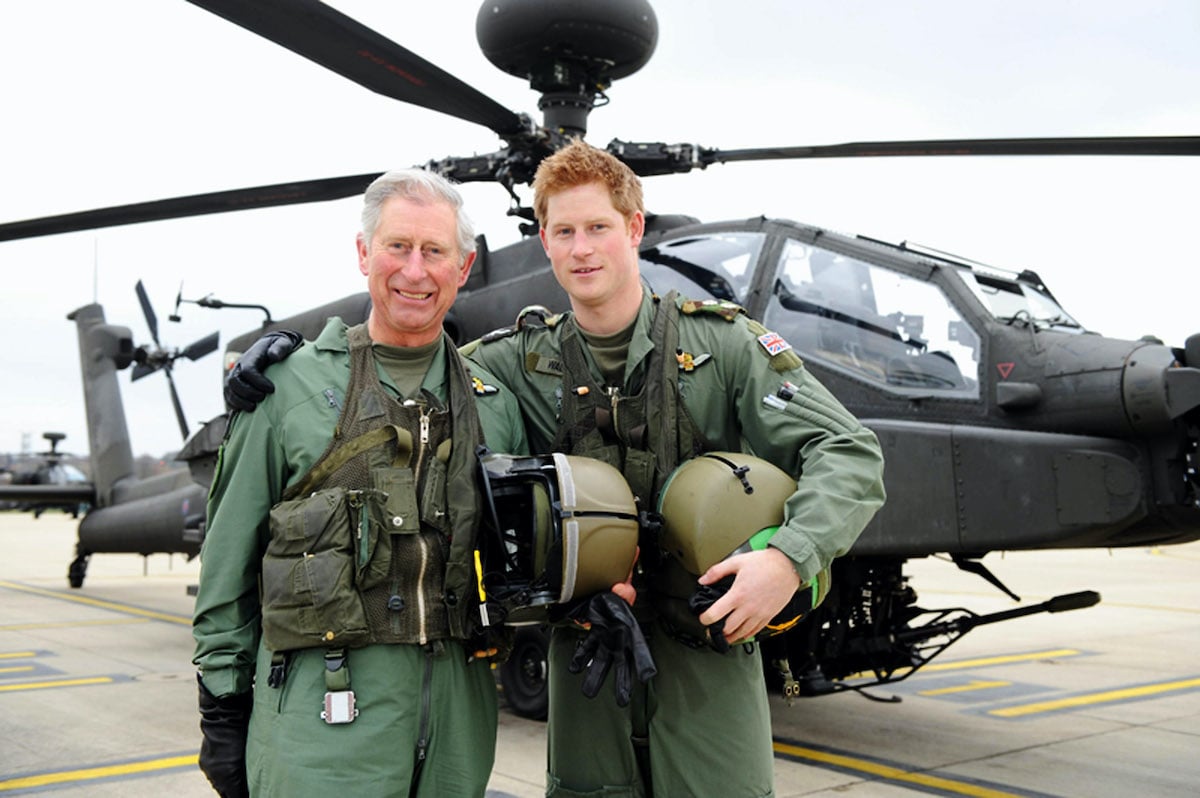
756, 331, 793, 357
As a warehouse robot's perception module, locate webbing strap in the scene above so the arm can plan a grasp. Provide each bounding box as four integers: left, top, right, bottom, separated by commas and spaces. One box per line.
282, 424, 412, 501
323, 648, 350, 691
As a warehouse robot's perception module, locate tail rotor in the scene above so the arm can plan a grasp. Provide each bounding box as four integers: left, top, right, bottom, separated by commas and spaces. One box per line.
130, 280, 220, 440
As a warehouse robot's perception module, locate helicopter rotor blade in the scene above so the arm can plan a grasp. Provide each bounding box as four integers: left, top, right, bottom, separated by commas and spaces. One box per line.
135, 280, 161, 346
185, 0, 524, 136
0, 174, 384, 242
5, 133, 1196, 243
611, 135, 1200, 177
706, 135, 1200, 162
130, 362, 157, 382
181, 331, 221, 362
164, 367, 191, 441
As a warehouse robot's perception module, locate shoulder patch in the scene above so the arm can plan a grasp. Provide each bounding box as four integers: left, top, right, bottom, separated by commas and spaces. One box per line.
678, 297, 744, 322
746, 319, 803, 372
756, 330, 792, 357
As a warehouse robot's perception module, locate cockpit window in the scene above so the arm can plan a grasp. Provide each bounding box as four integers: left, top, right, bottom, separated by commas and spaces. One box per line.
954, 268, 1083, 332
763, 240, 981, 396
639, 232, 764, 304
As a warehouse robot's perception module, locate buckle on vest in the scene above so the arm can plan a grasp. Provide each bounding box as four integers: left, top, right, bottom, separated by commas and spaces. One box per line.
320, 648, 358, 724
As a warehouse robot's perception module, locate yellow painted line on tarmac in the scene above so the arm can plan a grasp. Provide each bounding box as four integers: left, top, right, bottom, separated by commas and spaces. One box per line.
842, 649, 1081, 682
0, 753, 198, 792
922, 649, 1081, 673
0, 580, 191, 625
0, 665, 35, 676
0, 676, 113, 693
1150, 545, 1200, 563
990, 676, 1200, 718
773, 740, 1026, 798
920, 679, 1011, 697
0, 651, 37, 659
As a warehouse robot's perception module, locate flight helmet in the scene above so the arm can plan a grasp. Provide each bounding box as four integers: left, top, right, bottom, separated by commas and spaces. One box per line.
656, 452, 831, 637
477, 449, 640, 625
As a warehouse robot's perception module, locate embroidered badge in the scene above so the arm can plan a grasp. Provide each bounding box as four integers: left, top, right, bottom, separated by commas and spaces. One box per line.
681, 298, 742, 321
472, 376, 499, 395
675, 349, 712, 372
756, 331, 793, 357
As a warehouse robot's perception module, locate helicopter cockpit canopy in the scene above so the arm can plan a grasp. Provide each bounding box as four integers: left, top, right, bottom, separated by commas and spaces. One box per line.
640, 232, 764, 305
639, 229, 985, 397
952, 267, 1084, 333
765, 242, 981, 396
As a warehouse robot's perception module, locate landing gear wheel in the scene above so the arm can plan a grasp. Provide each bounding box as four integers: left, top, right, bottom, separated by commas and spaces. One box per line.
68, 552, 90, 589
499, 627, 549, 720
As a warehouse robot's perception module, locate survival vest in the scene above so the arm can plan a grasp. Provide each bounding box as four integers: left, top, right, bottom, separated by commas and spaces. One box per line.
550, 292, 710, 507
259, 324, 486, 652
547, 293, 754, 643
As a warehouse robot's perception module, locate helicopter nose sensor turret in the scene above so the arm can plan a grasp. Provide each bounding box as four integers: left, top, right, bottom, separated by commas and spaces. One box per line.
1123, 339, 1200, 435
476, 0, 658, 136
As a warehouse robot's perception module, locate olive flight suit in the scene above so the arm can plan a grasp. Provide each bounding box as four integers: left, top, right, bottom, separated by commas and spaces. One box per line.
466, 290, 886, 798
193, 318, 528, 798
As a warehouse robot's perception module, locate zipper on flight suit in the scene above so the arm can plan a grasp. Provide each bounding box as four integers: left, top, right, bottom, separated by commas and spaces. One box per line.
402, 399, 434, 646
406, 401, 436, 798
607, 385, 621, 438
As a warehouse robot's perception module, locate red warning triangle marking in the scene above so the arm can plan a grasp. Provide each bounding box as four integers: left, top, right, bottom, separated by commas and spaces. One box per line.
996, 362, 1015, 379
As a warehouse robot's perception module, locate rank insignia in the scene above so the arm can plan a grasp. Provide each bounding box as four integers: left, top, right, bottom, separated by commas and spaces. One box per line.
675, 349, 712, 372
756, 331, 793, 357
472, 376, 499, 395
680, 298, 743, 321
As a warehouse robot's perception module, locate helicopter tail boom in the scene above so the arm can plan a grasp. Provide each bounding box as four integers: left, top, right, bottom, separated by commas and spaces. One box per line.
77, 484, 205, 558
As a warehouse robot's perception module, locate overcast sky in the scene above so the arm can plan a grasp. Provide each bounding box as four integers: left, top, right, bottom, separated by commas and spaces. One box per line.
1, 0, 1197, 459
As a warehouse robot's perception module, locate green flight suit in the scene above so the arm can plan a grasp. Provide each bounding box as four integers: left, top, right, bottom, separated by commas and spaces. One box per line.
467, 290, 886, 798
193, 318, 528, 798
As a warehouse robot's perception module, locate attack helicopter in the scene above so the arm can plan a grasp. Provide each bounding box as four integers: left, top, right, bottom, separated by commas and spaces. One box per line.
0, 432, 90, 517
0, 283, 220, 586
1, 0, 1198, 717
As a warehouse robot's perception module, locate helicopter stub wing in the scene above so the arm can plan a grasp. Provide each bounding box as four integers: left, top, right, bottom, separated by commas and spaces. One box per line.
0, 483, 96, 504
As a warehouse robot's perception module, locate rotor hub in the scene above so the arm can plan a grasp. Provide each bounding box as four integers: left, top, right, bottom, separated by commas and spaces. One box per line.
477, 0, 658, 135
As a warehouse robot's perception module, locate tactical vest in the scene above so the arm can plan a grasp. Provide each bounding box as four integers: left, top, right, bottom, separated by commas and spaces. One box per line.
548, 297, 820, 647
550, 293, 708, 508
259, 324, 485, 653
548, 294, 746, 642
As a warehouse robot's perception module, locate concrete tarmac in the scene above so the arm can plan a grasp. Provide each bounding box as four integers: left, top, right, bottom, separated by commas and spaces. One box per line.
1, 512, 1198, 797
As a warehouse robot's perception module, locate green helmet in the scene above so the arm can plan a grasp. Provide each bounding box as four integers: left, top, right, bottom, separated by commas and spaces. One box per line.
656, 452, 831, 638
657, 452, 798, 575
477, 450, 640, 625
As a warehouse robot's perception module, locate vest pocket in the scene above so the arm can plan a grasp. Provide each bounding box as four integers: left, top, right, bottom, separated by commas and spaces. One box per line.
262, 487, 373, 651
622, 448, 657, 507
261, 549, 369, 650
418, 457, 449, 534
352, 489, 392, 591
370, 467, 421, 535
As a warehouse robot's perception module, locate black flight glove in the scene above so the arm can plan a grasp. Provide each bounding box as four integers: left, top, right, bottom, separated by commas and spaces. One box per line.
223, 330, 303, 412
197, 675, 252, 798
688, 575, 735, 653
568, 592, 657, 707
